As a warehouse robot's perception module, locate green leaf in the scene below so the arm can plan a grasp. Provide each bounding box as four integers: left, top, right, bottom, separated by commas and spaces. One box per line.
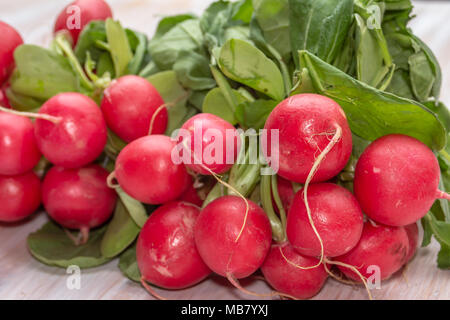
10, 45, 80, 100
147, 71, 190, 135
289, 0, 354, 66
126, 30, 149, 75
218, 39, 285, 101
100, 200, 140, 258
202, 87, 246, 125
173, 50, 216, 90
5, 87, 43, 112
116, 188, 148, 228
153, 14, 197, 41
105, 19, 133, 77
118, 244, 141, 282
235, 99, 278, 130
437, 243, 450, 269
297, 50, 446, 151
27, 221, 111, 269
75, 21, 108, 65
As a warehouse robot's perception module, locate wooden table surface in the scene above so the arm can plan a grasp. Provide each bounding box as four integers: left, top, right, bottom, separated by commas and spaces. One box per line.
0, 0, 449, 300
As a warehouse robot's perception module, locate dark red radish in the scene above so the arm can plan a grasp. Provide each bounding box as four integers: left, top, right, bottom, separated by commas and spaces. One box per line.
137, 201, 211, 291
0, 111, 41, 176
115, 135, 190, 205
194, 196, 272, 279
354, 134, 449, 227
101, 75, 167, 143
54, 0, 113, 45
264, 94, 352, 184
287, 183, 364, 258
273, 176, 295, 214
0, 172, 41, 222
34, 92, 107, 169
178, 180, 203, 207
42, 165, 117, 243
334, 222, 409, 282
261, 242, 328, 300
178, 113, 241, 175
0, 84, 12, 108
404, 223, 419, 263
0, 21, 23, 85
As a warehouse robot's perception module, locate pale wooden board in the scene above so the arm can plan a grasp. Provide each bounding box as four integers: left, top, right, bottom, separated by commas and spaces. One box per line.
0, 0, 450, 300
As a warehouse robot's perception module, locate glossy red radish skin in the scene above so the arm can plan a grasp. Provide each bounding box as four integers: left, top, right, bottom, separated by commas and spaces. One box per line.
0, 84, 12, 108
178, 180, 203, 207
101, 76, 167, 143
178, 113, 241, 175
261, 242, 328, 300
354, 134, 442, 227
194, 196, 272, 279
0, 112, 41, 176
34, 93, 107, 169
404, 223, 419, 263
335, 222, 409, 282
0, 172, 41, 222
137, 201, 211, 289
264, 94, 352, 184
54, 0, 113, 45
287, 183, 364, 258
0, 21, 23, 84
115, 135, 190, 205
42, 165, 117, 230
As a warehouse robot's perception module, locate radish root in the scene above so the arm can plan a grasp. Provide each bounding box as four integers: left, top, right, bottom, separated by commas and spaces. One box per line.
140, 277, 168, 300
63, 226, 90, 246
0, 106, 62, 124
106, 171, 120, 189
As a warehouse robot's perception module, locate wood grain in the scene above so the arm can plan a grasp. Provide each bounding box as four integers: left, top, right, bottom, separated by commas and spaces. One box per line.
0, 0, 449, 300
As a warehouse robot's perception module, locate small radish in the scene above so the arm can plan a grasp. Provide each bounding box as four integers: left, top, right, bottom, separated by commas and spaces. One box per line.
42, 164, 117, 244
0, 172, 41, 222
137, 201, 211, 292
194, 196, 272, 280
114, 135, 190, 205
404, 223, 419, 263
261, 242, 328, 300
54, 0, 113, 45
287, 183, 364, 258
264, 94, 352, 184
0, 112, 41, 176
101, 75, 167, 143
334, 222, 409, 282
178, 113, 241, 175
354, 134, 449, 227
0, 21, 23, 84
34, 92, 107, 169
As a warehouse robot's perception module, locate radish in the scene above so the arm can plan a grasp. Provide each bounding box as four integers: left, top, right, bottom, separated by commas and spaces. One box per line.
334, 222, 409, 282
287, 183, 364, 258
354, 134, 449, 226
0, 172, 41, 222
137, 201, 211, 292
34, 92, 107, 169
178, 179, 203, 207
178, 113, 241, 175
273, 176, 295, 215
261, 242, 328, 300
264, 94, 352, 184
54, 0, 113, 45
0, 111, 41, 176
0, 21, 23, 84
404, 223, 419, 263
0, 84, 12, 108
101, 75, 168, 143
194, 196, 272, 280
114, 135, 190, 205
42, 164, 117, 244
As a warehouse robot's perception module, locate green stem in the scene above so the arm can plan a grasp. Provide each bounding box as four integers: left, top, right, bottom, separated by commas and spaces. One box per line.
271, 175, 287, 237
260, 174, 284, 242
439, 150, 450, 163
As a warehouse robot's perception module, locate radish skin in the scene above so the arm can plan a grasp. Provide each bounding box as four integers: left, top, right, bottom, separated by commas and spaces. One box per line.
0, 21, 23, 84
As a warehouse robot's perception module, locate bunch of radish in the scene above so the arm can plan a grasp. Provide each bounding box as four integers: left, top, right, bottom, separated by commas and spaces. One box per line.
1, 0, 449, 302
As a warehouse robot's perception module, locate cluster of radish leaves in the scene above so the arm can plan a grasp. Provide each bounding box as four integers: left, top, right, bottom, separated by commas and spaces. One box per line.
20, 0, 450, 273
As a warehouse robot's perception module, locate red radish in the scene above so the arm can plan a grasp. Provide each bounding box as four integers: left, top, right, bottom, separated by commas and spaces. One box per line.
264, 94, 352, 184
42, 164, 117, 240
261, 242, 328, 300
0, 84, 12, 108
273, 176, 295, 214
115, 135, 190, 205
334, 222, 409, 282
54, 0, 113, 45
0, 112, 41, 176
178, 180, 203, 207
178, 113, 241, 175
287, 183, 364, 258
0, 172, 41, 222
34, 92, 107, 169
137, 201, 211, 290
194, 196, 272, 279
354, 134, 448, 227
101, 75, 167, 143
404, 223, 419, 263
0, 21, 23, 85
